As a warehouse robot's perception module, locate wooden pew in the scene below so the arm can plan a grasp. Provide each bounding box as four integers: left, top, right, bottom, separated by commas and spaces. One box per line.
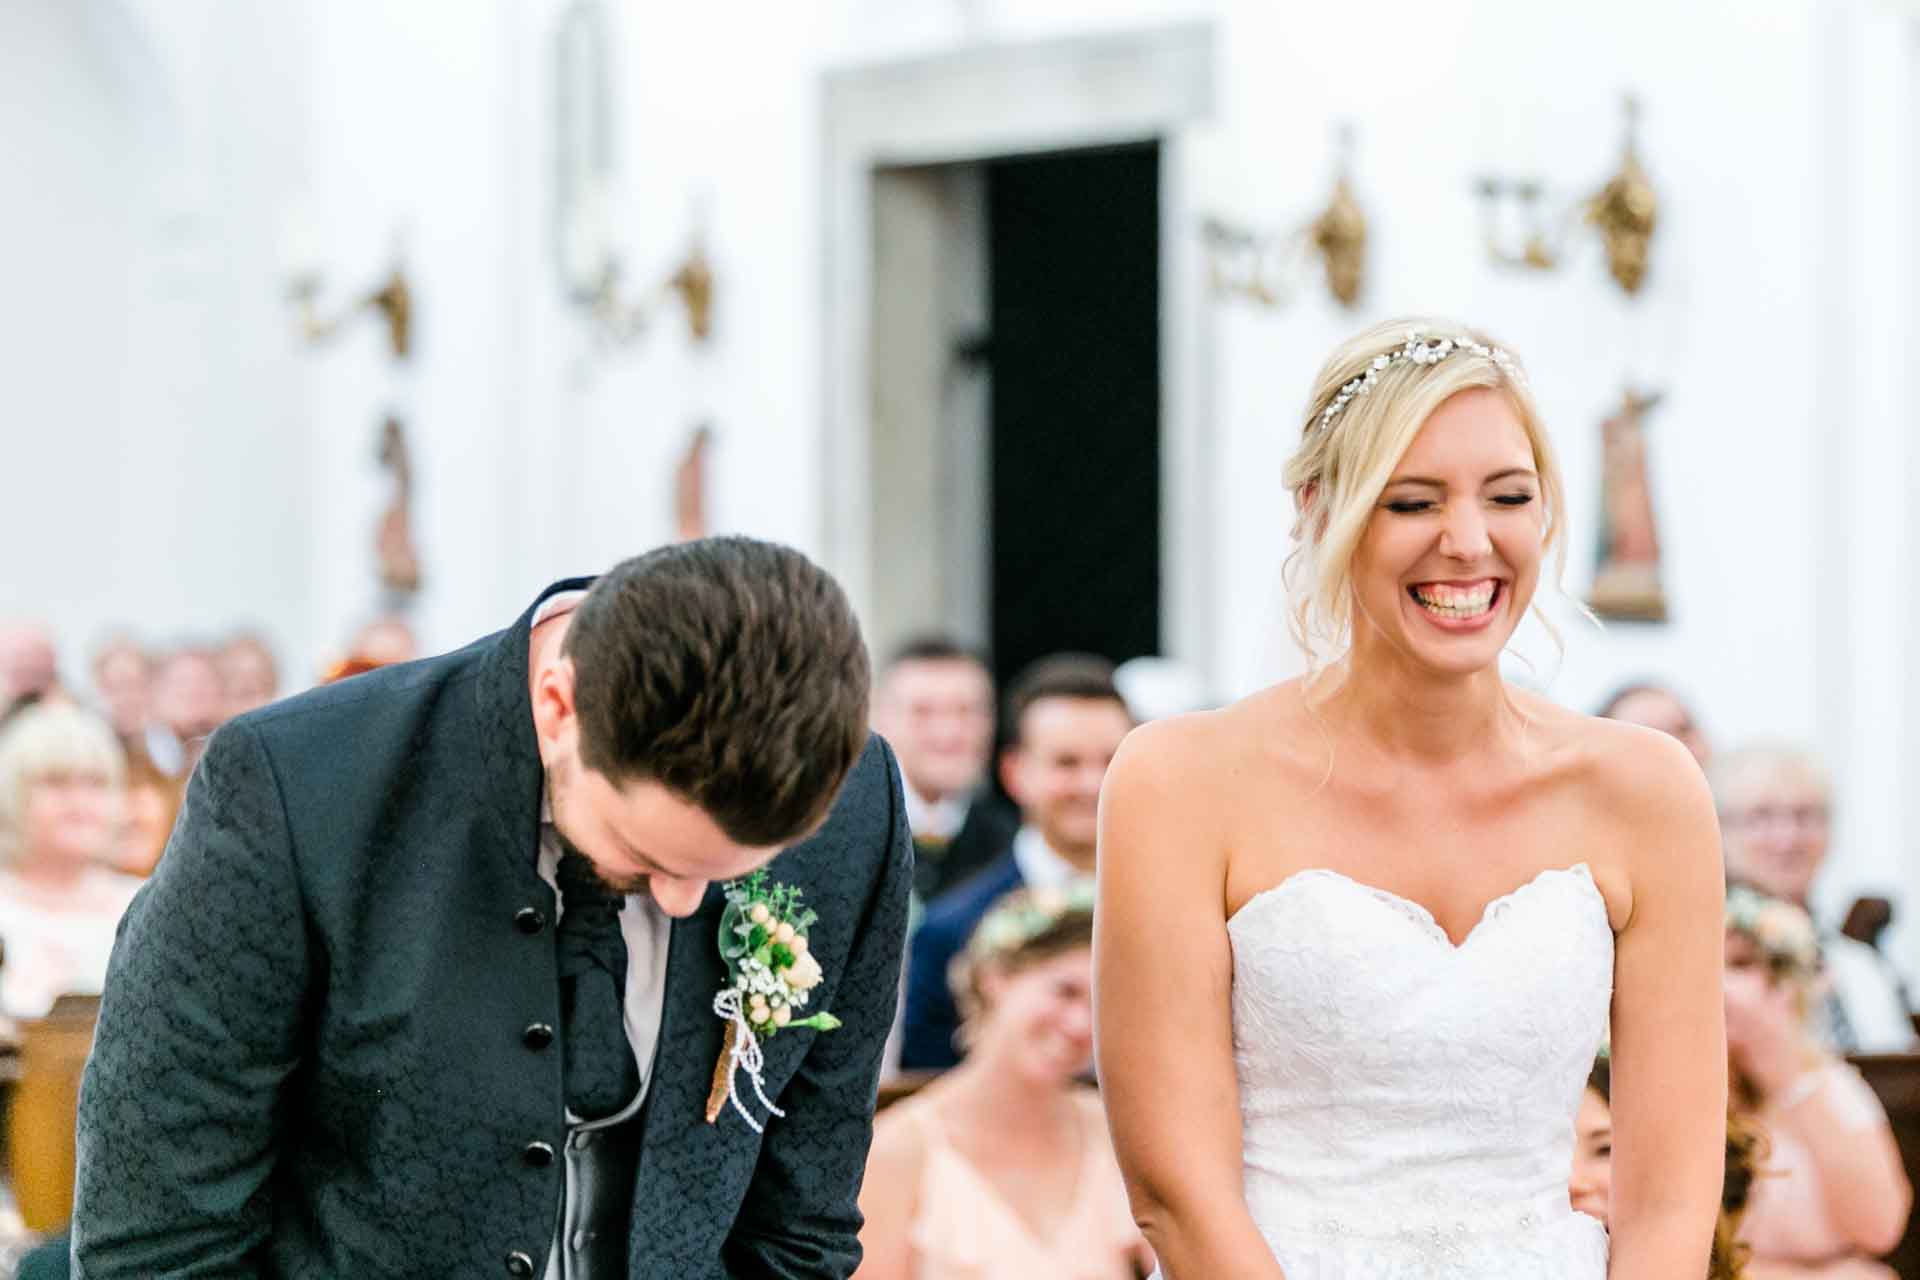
877, 1070, 940, 1112
6, 995, 100, 1234
1849, 1052, 1920, 1276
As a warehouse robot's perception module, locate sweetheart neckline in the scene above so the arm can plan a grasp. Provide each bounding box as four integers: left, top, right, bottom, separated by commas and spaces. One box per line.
1228, 862, 1601, 952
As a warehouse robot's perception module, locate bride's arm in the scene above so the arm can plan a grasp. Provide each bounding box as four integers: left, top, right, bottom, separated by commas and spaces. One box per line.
1094, 721, 1286, 1279
1603, 728, 1728, 1279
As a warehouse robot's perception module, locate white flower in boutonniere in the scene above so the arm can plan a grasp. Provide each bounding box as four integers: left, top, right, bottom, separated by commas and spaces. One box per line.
705, 870, 841, 1131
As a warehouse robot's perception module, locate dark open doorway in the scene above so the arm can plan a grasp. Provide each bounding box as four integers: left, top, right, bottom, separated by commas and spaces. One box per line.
986, 142, 1161, 687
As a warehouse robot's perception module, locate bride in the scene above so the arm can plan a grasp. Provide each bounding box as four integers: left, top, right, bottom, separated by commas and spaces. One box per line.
1094, 318, 1726, 1276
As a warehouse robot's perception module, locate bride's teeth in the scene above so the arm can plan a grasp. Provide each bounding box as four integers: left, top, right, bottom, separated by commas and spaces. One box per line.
1413, 582, 1495, 616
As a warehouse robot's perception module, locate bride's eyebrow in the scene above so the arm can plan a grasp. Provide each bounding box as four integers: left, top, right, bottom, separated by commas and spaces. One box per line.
1385, 469, 1538, 488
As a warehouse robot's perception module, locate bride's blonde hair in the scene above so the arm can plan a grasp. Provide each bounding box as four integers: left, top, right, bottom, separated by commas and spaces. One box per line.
1281, 316, 1572, 669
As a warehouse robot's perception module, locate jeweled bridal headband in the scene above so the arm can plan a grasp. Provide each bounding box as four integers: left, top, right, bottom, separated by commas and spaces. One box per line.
1313, 328, 1527, 435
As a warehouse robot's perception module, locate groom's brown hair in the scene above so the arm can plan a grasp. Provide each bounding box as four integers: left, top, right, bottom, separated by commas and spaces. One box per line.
564, 536, 871, 846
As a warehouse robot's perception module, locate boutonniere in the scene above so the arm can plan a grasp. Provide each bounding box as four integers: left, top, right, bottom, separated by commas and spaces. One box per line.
705, 871, 841, 1131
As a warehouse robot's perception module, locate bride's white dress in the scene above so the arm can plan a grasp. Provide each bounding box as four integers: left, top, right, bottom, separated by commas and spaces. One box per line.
1227, 862, 1613, 1278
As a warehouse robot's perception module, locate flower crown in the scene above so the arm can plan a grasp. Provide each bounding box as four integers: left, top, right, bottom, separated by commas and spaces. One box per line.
1313, 328, 1528, 435
966, 879, 1097, 963
1725, 883, 1822, 981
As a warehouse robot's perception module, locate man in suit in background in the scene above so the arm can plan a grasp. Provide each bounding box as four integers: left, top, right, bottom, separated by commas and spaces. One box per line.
870, 636, 1016, 904
898, 653, 1131, 1071
73, 537, 913, 1279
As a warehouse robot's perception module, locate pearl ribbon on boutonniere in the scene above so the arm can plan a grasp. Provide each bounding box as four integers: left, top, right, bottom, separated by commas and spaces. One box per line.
704, 871, 842, 1131
706, 988, 787, 1133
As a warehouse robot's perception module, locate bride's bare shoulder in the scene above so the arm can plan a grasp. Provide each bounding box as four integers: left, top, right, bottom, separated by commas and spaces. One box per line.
1107, 679, 1317, 802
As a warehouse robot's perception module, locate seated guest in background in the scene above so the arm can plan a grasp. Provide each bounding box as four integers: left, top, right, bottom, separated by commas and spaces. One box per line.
215, 629, 281, 720
858, 887, 1151, 1279
900, 654, 1131, 1070
353, 614, 418, 666
113, 752, 182, 878
147, 646, 226, 777
1597, 678, 1713, 770
88, 635, 154, 758
320, 616, 420, 684
1573, 1054, 1764, 1280
871, 635, 1014, 902
0, 703, 141, 1020
0, 621, 61, 723
1724, 885, 1909, 1276
1717, 744, 1915, 1052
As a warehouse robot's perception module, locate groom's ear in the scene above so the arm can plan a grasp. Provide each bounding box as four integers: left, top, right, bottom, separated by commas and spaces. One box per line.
531, 656, 579, 756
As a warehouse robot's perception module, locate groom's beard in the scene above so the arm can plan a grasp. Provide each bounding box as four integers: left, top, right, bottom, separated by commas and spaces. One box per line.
548, 777, 649, 898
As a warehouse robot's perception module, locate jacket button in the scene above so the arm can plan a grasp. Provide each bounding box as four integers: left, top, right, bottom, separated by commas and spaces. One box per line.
504, 1251, 534, 1277
514, 907, 545, 935
522, 1022, 555, 1050
522, 1140, 555, 1168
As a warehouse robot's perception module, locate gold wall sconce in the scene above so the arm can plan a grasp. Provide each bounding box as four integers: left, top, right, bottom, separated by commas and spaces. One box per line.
288, 259, 413, 361
570, 237, 714, 348
1474, 96, 1658, 297
551, 0, 712, 350
1202, 125, 1369, 310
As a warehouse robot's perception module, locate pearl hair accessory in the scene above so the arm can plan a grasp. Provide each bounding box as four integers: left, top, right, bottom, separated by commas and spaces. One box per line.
1313, 328, 1527, 435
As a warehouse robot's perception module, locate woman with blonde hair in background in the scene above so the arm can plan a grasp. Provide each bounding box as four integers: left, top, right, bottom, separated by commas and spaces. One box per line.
1097, 318, 1726, 1276
1722, 884, 1909, 1278
857, 885, 1151, 1279
0, 702, 142, 1021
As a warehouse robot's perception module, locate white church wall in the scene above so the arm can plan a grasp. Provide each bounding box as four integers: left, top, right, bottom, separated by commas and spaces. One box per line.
0, 0, 313, 685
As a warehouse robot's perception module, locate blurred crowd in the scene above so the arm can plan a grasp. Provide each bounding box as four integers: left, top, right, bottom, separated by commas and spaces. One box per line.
0, 610, 1915, 1277
0, 616, 423, 1018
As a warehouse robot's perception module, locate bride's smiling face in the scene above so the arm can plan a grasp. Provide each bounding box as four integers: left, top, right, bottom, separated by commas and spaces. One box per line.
1348, 387, 1544, 676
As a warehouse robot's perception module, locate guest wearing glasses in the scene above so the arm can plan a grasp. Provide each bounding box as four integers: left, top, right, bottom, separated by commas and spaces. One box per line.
1714, 744, 1915, 1053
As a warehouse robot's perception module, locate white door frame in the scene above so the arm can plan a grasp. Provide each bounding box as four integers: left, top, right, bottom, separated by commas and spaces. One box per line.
821, 23, 1217, 674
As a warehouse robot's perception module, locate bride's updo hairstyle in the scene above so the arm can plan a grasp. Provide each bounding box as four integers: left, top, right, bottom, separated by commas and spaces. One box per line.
1281, 316, 1572, 666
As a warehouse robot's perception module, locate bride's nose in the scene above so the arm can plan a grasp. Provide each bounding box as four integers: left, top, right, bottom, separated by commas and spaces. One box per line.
1439, 500, 1492, 562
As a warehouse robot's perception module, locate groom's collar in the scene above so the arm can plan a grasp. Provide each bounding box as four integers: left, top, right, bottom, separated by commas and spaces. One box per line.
474, 577, 597, 880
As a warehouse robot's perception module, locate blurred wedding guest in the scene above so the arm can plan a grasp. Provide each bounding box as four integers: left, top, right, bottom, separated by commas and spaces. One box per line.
857, 887, 1152, 1279
871, 636, 1016, 902
1597, 679, 1712, 769
1573, 1055, 1763, 1280
114, 753, 182, 878
1724, 884, 1909, 1276
88, 635, 154, 753
1717, 744, 1914, 1052
216, 629, 280, 719
901, 654, 1130, 1071
0, 620, 60, 718
147, 646, 225, 777
354, 615, 418, 666
320, 616, 420, 685
0, 703, 142, 1020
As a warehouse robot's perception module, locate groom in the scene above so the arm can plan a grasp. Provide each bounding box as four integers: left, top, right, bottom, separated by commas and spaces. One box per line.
71, 538, 912, 1279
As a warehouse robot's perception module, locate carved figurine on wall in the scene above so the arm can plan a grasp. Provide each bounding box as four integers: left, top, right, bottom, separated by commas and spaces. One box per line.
1588, 390, 1668, 622
376, 416, 423, 597
674, 424, 713, 543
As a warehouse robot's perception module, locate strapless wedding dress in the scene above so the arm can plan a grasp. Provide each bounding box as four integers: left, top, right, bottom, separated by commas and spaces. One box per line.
1225, 862, 1613, 1278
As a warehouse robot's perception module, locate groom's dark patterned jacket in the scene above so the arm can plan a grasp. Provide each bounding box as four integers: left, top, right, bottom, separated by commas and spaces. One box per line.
70, 581, 914, 1278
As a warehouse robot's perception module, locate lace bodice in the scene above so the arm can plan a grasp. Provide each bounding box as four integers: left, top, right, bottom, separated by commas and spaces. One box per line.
1227, 863, 1614, 1277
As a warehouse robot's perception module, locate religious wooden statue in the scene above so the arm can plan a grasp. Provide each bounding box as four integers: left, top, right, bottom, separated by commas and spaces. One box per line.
1588, 390, 1668, 622
376, 417, 422, 595
674, 424, 712, 542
